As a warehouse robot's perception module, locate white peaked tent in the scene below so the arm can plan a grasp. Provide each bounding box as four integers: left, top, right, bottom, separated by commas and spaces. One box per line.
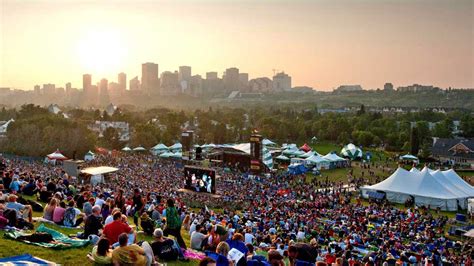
341, 143, 363, 159
133, 146, 146, 151
151, 143, 168, 155
305, 154, 330, 169
46, 150, 67, 160
299, 151, 316, 158
361, 167, 474, 211
322, 153, 346, 162
262, 139, 277, 146
169, 143, 182, 151
84, 151, 95, 161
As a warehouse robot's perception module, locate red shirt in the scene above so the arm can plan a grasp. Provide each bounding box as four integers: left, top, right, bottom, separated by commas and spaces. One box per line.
103, 220, 132, 244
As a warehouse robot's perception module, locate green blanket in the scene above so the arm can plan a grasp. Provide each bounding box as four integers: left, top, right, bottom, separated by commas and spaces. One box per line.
4, 223, 91, 249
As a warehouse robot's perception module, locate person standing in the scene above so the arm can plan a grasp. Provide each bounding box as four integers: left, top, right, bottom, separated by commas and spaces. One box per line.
163, 198, 186, 249
132, 188, 145, 229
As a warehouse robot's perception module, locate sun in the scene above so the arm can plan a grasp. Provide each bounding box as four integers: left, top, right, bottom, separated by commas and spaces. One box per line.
76, 29, 125, 76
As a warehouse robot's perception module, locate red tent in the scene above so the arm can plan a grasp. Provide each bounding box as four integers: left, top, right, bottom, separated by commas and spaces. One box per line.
300, 143, 312, 152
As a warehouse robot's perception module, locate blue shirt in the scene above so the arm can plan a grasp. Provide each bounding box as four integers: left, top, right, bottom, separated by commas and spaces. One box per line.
9, 181, 20, 192
6, 202, 25, 218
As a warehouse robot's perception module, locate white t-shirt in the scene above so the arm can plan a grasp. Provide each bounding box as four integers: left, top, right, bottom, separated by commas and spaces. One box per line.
244, 233, 255, 244
95, 198, 105, 208
104, 215, 114, 225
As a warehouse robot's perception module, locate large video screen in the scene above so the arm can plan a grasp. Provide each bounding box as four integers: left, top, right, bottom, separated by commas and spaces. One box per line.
184, 166, 216, 194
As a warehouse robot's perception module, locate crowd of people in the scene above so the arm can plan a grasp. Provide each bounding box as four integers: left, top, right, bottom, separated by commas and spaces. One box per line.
0, 153, 472, 266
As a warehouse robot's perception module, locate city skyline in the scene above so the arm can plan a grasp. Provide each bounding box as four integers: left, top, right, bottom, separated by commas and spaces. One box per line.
1, 0, 473, 91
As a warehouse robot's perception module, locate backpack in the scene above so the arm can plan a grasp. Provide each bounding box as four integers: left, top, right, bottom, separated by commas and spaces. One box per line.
165, 207, 181, 230
63, 207, 76, 227
155, 240, 178, 261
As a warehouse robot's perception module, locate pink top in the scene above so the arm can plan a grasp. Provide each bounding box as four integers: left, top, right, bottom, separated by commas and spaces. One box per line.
53, 207, 65, 223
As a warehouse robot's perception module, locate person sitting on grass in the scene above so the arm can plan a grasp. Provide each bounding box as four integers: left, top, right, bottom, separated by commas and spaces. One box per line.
83, 205, 103, 239
63, 200, 84, 227
150, 228, 187, 262
140, 212, 155, 236
112, 233, 152, 266
6, 194, 33, 224
53, 201, 66, 225
103, 211, 133, 246
43, 197, 57, 221
92, 237, 113, 266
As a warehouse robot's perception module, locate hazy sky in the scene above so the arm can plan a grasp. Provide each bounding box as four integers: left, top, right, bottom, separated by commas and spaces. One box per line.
1, 0, 473, 90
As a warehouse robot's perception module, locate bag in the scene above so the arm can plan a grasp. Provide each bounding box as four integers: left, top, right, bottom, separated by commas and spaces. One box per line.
63, 207, 76, 227
165, 207, 181, 230
156, 241, 178, 261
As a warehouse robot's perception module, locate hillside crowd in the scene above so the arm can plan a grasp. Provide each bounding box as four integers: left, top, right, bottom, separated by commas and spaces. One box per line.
0, 154, 472, 266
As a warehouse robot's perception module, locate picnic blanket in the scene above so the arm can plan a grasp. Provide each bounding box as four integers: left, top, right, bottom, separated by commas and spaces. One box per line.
4, 223, 91, 249
0, 253, 56, 265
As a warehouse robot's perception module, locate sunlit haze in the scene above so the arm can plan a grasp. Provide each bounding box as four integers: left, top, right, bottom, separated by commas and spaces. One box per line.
1, 0, 473, 90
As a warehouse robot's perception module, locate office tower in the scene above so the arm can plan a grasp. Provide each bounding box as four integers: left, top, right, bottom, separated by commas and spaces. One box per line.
224, 67, 240, 91
129, 76, 140, 91
42, 83, 56, 95
206, 72, 218, 80
34, 85, 41, 95
141, 62, 159, 94
65, 82, 71, 91
99, 79, 108, 95
249, 77, 273, 92
189, 75, 203, 96
83, 74, 92, 91
239, 73, 249, 92
178, 66, 192, 82
160, 71, 180, 95
118, 72, 127, 91
272, 72, 292, 91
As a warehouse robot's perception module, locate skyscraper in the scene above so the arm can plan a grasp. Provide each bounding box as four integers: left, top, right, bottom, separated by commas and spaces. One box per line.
118, 72, 127, 91
83, 74, 92, 91
272, 72, 292, 91
160, 71, 180, 95
239, 73, 249, 92
178, 66, 192, 82
206, 72, 218, 80
224, 67, 240, 91
141, 62, 159, 94
99, 79, 108, 95
129, 76, 140, 91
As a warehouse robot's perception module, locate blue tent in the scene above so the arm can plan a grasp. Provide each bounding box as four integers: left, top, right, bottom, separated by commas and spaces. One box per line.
288, 163, 308, 175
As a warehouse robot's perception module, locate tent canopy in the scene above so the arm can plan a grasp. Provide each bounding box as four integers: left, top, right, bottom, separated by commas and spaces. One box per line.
169, 143, 182, 150
276, 154, 290, 161
305, 154, 329, 164
151, 143, 168, 150
400, 154, 418, 161
81, 166, 119, 175
133, 146, 146, 151
121, 147, 132, 151
299, 151, 315, 158
262, 139, 277, 146
300, 143, 312, 152
361, 167, 474, 211
341, 143, 362, 159
46, 150, 67, 160
323, 153, 346, 162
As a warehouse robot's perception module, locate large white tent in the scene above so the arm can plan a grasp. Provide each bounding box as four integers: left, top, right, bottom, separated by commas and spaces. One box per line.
341, 143, 363, 160
361, 167, 474, 211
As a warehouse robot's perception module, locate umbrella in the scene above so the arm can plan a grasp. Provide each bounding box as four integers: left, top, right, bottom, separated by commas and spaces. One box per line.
122, 147, 132, 152
133, 146, 146, 151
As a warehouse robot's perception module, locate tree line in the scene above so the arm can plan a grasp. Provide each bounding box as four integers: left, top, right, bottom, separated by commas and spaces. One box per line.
0, 104, 473, 158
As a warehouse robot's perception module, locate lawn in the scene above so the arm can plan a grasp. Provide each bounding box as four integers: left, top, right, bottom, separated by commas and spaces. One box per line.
0, 202, 196, 266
